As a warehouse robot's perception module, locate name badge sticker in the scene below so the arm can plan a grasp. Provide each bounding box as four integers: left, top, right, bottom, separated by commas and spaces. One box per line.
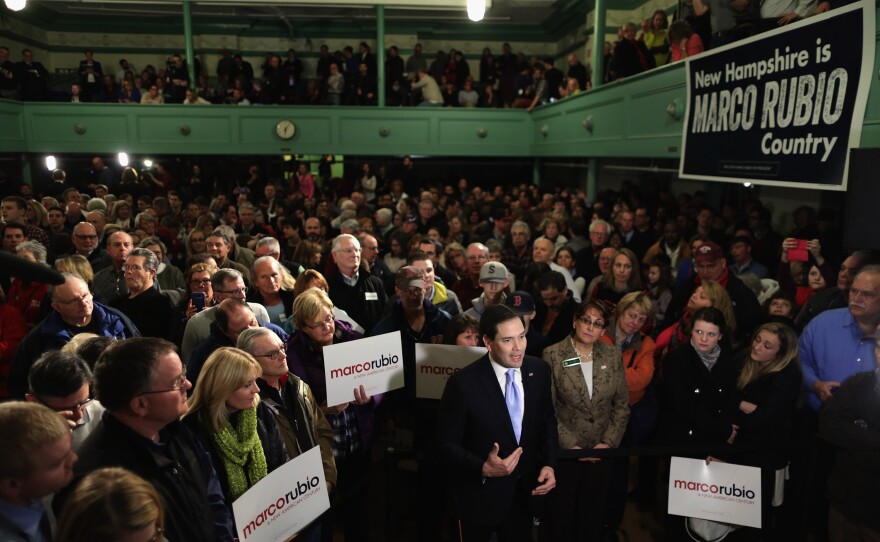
562, 357, 580, 368
365, 292, 379, 301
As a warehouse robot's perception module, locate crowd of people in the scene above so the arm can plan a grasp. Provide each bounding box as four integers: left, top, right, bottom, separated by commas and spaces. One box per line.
0, 154, 877, 542
0, 0, 855, 112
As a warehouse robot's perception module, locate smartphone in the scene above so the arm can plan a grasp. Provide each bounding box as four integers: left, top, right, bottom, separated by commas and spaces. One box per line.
191, 292, 206, 311
787, 239, 809, 262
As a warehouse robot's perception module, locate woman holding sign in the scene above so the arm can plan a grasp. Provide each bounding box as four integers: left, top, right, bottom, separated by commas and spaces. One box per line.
183, 348, 289, 508
541, 300, 630, 542
286, 288, 377, 542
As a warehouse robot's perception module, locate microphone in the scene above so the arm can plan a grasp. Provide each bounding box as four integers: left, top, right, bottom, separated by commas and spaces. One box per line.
0, 251, 65, 285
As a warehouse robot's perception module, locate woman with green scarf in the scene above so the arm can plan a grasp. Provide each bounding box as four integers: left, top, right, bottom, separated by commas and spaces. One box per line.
184, 347, 288, 508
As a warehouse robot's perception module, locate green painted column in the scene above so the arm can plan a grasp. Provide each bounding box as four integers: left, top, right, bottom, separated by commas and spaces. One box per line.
532, 158, 541, 186
183, 0, 196, 86
377, 5, 386, 107
21, 156, 32, 188
587, 158, 598, 203
591, 0, 606, 88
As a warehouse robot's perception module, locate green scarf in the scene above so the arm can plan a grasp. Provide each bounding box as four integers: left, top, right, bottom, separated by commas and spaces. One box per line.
213, 407, 268, 500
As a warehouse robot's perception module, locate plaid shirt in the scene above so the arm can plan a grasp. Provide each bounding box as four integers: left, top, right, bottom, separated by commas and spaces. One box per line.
328, 408, 361, 458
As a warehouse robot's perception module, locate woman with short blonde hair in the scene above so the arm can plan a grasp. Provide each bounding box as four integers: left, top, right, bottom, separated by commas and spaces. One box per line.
183, 347, 288, 503
292, 287, 334, 330
54, 254, 94, 285
55, 467, 165, 542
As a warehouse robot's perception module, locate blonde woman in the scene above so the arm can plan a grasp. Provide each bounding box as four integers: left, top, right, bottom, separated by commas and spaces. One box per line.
725, 322, 801, 535
55, 467, 166, 542
654, 279, 736, 355
55, 254, 95, 286
183, 347, 288, 506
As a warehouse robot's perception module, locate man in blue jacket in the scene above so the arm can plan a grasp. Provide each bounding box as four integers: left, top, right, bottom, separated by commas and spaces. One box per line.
7, 273, 139, 398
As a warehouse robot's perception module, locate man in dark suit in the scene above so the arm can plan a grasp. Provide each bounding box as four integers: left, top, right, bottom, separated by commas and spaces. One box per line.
437, 304, 558, 542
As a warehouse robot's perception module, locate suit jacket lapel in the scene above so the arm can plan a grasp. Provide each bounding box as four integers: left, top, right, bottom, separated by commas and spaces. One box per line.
477, 357, 517, 443
590, 344, 612, 407
559, 340, 593, 415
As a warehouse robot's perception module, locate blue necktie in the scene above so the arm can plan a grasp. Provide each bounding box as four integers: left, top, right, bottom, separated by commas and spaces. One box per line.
506, 368, 523, 443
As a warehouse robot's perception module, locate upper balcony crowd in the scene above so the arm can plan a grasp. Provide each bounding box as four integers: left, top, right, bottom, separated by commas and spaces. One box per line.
0, 0, 854, 112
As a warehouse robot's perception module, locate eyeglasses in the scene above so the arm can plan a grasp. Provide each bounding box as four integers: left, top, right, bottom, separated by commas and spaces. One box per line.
190, 278, 211, 286
138, 372, 188, 396
215, 286, 248, 295
401, 287, 424, 297
122, 264, 146, 273
36, 396, 93, 413
148, 527, 166, 542
254, 346, 285, 360
577, 317, 606, 329
55, 292, 93, 307
303, 314, 334, 329
73, 234, 98, 241
335, 247, 361, 255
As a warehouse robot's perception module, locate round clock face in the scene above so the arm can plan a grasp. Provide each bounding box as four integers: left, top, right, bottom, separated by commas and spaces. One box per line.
275, 120, 295, 140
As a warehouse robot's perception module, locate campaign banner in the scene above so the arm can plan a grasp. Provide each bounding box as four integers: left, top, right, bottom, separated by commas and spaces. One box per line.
415, 344, 486, 399
667, 456, 762, 529
323, 330, 404, 407
679, 0, 875, 190
233, 445, 330, 542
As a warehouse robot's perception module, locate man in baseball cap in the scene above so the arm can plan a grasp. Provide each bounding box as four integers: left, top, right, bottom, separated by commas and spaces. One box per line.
665, 240, 763, 343
464, 261, 510, 321
504, 290, 547, 356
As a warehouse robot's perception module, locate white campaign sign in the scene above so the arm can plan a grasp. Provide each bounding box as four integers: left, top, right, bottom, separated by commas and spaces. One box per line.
232, 446, 330, 542
415, 344, 486, 399
323, 331, 404, 407
667, 456, 762, 529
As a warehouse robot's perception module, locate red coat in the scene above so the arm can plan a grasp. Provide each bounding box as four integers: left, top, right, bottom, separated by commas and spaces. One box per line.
0, 303, 28, 398
7, 279, 48, 328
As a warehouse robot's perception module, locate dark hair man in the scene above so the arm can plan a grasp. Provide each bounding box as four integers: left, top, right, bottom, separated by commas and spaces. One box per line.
437, 304, 558, 541
67, 337, 234, 541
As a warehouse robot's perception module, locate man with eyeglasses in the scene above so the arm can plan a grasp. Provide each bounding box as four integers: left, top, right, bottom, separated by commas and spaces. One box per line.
64, 222, 111, 273
180, 268, 270, 363
663, 241, 763, 344
110, 248, 175, 339
26, 350, 105, 450
92, 231, 133, 304
187, 299, 287, 387
9, 273, 139, 398
236, 327, 336, 509
358, 233, 395, 295
63, 337, 234, 542
327, 233, 388, 333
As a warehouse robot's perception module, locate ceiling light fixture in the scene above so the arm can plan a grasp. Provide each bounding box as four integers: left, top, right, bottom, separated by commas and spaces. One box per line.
4, 0, 26, 11
467, 0, 485, 21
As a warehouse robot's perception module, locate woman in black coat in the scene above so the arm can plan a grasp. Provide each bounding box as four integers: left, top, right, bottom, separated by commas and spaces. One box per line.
726, 322, 802, 534
658, 306, 739, 451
